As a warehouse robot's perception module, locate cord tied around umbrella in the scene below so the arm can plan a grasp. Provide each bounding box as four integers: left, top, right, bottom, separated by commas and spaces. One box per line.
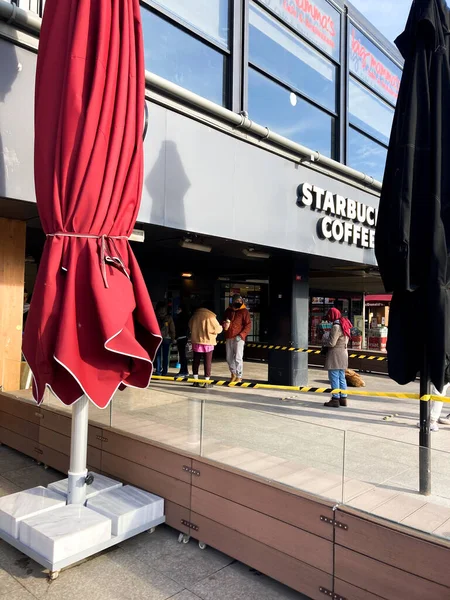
46, 232, 130, 288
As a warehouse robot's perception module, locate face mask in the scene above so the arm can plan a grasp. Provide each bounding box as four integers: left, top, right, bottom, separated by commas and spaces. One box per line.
233, 302, 242, 308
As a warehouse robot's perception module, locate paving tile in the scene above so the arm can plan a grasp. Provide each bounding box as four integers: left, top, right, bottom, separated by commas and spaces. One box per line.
341, 480, 377, 502
0, 567, 26, 596
207, 447, 253, 462
346, 486, 401, 512
401, 503, 450, 533
221, 450, 269, 468
277, 467, 328, 489
11, 548, 182, 600
373, 494, 427, 523
236, 455, 288, 476
189, 561, 308, 600
169, 592, 202, 600
1, 589, 36, 600
0, 474, 21, 498
120, 525, 234, 587
0, 447, 35, 476
2, 466, 62, 491
257, 461, 307, 480
432, 518, 450, 540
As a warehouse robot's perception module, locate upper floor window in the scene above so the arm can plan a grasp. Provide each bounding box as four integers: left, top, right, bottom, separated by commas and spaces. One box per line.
249, 2, 337, 112
349, 78, 394, 145
348, 24, 401, 106
348, 127, 387, 183
257, 0, 341, 61
150, 0, 230, 48
248, 68, 336, 158
141, 7, 228, 106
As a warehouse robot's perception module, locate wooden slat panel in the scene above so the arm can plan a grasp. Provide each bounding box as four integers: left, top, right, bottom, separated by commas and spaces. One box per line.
165, 500, 190, 535
39, 427, 70, 455
335, 546, 449, 600
0, 426, 41, 460
87, 446, 102, 471
0, 218, 26, 391
0, 411, 39, 441
40, 408, 71, 436
191, 512, 332, 600
191, 486, 332, 574
40, 445, 69, 475
101, 451, 191, 508
0, 394, 41, 424
334, 579, 386, 600
103, 430, 191, 483
335, 509, 450, 588
88, 425, 103, 450
192, 459, 333, 540
39, 407, 103, 450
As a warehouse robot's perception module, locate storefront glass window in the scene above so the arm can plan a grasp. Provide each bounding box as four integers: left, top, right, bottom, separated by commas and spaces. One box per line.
348, 24, 401, 105
347, 127, 387, 183
249, 2, 337, 111
248, 69, 336, 158
142, 9, 227, 106
257, 0, 341, 61
349, 78, 394, 145
149, 0, 230, 47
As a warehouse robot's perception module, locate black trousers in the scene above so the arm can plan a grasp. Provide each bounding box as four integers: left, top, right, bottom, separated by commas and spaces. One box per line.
177, 338, 188, 374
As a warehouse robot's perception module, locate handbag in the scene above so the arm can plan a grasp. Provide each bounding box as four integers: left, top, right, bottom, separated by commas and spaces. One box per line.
320, 346, 328, 356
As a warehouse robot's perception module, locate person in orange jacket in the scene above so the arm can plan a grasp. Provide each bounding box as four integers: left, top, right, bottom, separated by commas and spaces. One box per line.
222, 294, 252, 382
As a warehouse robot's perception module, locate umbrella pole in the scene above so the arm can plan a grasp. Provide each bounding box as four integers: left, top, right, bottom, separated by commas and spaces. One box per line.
67, 395, 89, 505
419, 354, 431, 495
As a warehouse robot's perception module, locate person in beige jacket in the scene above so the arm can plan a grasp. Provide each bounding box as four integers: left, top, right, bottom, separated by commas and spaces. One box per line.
189, 302, 222, 386
321, 308, 352, 408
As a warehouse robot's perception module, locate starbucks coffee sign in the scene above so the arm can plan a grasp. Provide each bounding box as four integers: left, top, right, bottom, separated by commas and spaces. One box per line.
297, 182, 377, 249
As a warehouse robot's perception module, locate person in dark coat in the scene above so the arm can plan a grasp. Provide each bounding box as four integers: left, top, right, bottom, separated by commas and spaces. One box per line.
375, 0, 450, 392
175, 304, 190, 376
155, 301, 176, 376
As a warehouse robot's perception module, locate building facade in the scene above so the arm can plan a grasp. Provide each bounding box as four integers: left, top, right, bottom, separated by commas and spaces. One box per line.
0, 0, 402, 388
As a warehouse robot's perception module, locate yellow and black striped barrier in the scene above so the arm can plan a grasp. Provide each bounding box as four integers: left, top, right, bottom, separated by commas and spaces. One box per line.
151, 375, 450, 403
216, 340, 388, 362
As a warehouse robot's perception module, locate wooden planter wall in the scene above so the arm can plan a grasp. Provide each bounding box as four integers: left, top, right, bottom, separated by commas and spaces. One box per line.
1, 392, 449, 600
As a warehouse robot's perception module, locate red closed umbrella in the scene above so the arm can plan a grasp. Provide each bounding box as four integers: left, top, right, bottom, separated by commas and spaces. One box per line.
23, 0, 161, 411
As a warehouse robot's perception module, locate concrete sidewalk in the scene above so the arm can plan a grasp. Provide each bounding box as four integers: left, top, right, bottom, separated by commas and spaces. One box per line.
0, 446, 309, 600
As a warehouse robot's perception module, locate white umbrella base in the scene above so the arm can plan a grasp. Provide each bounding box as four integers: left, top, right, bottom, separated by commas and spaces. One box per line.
49, 472, 123, 501
0, 484, 165, 575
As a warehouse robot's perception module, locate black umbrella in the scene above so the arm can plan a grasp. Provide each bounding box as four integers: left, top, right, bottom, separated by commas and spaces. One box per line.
376, 0, 450, 495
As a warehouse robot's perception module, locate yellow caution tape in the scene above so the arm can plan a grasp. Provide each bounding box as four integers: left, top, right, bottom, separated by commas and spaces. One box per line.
216, 340, 388, 361
151, 376, 449, 403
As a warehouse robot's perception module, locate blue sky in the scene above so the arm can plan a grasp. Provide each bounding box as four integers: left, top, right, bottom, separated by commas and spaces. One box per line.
349, 0, 412, 42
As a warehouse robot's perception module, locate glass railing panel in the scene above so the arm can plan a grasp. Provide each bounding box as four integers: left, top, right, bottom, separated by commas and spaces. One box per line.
343, 430, 450, 541
201, 400, 345, 502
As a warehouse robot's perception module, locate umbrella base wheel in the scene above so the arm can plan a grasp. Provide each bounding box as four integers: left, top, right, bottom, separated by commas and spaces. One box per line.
198, 542, 207, 550
48, 570, 60, 581
178, 533, 190, 544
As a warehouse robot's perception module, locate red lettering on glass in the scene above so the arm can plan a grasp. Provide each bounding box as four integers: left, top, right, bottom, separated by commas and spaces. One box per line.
351, 28, 400, 99
281, 0, 337, 43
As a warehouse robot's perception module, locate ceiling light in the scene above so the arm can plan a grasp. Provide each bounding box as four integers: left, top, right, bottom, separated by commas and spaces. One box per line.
181, 272, 193, 278
242, 248, 271, 259
246, 279, 269, 284
179, 239, 212, 253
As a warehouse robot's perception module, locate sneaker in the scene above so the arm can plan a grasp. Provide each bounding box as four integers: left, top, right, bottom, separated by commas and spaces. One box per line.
416, 420, 439, 431
438, 415, 450, 425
